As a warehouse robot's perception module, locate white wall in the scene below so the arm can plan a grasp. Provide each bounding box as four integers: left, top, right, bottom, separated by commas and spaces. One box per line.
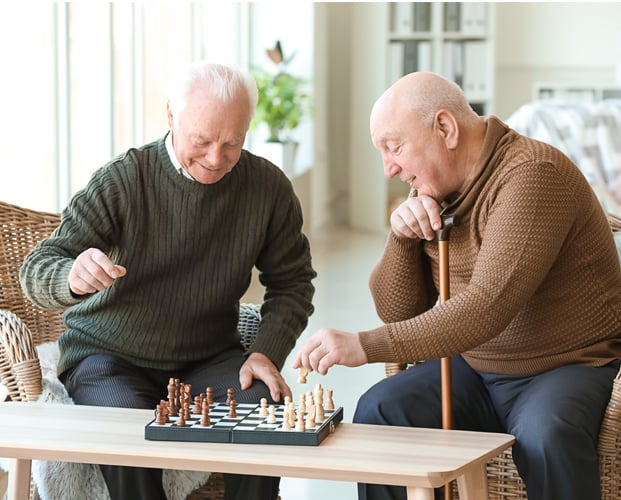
494, 2, 621, 119
316, 2, 621, 232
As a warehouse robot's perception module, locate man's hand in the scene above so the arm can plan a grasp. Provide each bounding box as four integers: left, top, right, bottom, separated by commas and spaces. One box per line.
390, 195, 443, 240
68, 248, 127, 296
292, 327, 368, 376
239, 352, 292, 403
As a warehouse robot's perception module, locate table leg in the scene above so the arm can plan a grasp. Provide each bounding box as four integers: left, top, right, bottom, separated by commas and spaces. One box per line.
406, 486, 434, 500
7, 458, 31, 500
456, 461, 488, 500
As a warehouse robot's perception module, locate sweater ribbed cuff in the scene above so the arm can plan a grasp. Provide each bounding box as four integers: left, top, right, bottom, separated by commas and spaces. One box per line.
358, 325, 396, 364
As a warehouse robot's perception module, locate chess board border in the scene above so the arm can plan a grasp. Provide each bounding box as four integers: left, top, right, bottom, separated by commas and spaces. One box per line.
145, 405, 344, 446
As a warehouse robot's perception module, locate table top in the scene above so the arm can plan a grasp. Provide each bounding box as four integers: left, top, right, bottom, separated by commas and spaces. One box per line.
0, 402, 514, 489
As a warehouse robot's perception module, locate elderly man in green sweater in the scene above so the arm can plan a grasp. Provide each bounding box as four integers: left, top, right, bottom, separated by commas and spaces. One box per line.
293, 72, 621, 500
20, 62, 316, 500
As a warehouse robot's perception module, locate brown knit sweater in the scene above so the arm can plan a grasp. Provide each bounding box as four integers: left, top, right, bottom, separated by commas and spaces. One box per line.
360, 116, 621, 376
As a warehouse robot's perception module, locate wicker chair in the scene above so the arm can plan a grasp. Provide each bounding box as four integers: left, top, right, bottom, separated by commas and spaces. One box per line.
0, 199, 264, 500
384, 213, 621, 500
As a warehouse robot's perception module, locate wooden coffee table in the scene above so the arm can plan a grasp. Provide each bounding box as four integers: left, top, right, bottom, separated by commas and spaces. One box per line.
0, 402, 514, 500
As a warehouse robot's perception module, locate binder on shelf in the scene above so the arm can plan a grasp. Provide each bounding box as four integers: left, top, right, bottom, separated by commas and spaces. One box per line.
414, 2, 431, 32
443, 2, 461, 32
460, 3, 486, 37
393, 3, 414, 34
462, 41, 487, 101
403, 40, 418, 75
417, 41, 432, 73
442, 41, 463, 87
388, 41, 405, 83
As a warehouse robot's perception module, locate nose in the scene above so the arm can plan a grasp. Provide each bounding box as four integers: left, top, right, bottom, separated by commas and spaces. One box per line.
383, 157, 400, 179
204, 144, 225, 167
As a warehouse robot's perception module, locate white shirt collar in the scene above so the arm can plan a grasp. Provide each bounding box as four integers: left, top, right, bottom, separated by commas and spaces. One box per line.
165, 131, 195, 181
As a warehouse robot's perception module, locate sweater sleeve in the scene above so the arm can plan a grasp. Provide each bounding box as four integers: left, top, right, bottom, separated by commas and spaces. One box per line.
19, 166, 125, 310
246, 174, 316, 370
360, 159, 580, 366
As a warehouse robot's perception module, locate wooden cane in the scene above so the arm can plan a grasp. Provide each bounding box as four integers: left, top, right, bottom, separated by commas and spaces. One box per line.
437, 214, 458, 500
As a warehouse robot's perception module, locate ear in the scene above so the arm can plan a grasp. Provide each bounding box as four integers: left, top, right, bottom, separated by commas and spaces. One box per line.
433, 109, 459, 150
166, 101, 174, 129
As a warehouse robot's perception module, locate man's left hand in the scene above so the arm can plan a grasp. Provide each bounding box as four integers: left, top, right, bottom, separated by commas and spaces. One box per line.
239, 352, 292, 403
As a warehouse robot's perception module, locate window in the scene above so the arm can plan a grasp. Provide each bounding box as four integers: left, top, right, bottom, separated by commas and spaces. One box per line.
0, 3, 313, 212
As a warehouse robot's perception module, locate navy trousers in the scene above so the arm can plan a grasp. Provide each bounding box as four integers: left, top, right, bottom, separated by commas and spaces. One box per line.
61, 348, 280, 500
354, 355, 620, 500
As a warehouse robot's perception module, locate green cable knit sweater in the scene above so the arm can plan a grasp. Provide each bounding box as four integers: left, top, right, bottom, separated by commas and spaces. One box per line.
361, 116, 621, 376
20, 135, 316, 376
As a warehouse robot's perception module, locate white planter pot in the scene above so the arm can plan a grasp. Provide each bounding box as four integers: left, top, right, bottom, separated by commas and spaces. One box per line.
252, 141, 298, 177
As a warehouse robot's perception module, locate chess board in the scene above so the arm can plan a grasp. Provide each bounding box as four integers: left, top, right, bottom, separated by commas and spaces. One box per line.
145, 402, 344, 446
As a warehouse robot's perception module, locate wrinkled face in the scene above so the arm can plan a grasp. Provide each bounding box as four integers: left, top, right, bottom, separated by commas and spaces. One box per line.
370, 106, 453, 202
168, 89, 250, 184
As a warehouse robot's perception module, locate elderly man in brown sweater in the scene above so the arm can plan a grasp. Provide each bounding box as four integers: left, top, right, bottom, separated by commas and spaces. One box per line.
293, 72, 621, 500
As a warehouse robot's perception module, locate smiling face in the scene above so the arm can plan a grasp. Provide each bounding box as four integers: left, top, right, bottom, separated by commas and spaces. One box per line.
168, 87, 251, 185
371, 102, 455, 202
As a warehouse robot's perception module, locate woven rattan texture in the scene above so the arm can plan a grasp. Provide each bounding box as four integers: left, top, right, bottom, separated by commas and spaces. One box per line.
0, 202, 266, 499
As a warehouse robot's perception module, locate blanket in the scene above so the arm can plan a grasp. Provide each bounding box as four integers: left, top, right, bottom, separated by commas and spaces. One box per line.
0, 342, 211, 500
506, 99, 621, 214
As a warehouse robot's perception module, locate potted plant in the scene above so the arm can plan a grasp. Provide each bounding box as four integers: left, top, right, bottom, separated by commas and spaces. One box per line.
251, 40, 311, 174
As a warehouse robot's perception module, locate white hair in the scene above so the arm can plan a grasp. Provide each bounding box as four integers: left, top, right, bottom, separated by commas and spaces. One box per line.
168, 61, 258, 123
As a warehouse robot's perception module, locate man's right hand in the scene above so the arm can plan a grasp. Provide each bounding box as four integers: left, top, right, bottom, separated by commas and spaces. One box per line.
390, 194, 443, 240
68, 248, 127, 296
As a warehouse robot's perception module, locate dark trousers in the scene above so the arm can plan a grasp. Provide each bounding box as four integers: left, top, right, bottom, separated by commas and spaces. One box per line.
353, 355, 620, 500
61, 348, 280, 500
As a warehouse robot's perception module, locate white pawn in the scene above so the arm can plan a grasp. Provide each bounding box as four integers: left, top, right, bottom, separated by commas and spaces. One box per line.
259, 397, 268, 417
295, 410, 306, 432
282, 414, 292, 430
267, 405, 277, 424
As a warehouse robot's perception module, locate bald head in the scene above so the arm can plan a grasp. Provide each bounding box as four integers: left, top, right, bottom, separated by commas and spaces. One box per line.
371, 72, 478, 134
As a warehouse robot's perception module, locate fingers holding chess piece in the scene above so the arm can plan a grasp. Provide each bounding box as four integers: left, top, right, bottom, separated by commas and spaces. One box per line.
297, 366, 308, 384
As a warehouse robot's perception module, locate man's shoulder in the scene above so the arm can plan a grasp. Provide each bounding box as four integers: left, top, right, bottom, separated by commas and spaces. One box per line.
96, 137, 167, 179
238, 149, 292, 187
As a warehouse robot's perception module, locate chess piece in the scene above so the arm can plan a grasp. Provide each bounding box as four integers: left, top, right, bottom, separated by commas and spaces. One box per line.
206, 386, 214, 405
288, 402, 296, 428
155, 404, 167, 425
325, 389, 334, 410
315, 398, 325, 422
167, 378, 178, 416
298, 394, 306, 415
267, 405, 277, 424
193, 395, 202, 414
228, 400, 237, 418
295, 410, 306, 432
282, 414, 291, 431
297, 366, 308, 384
305, 408, 316, 429
314, 383, 324, 405
259, 397, 269, 417
200, 399, 211, 427
226, 388, 234, 406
